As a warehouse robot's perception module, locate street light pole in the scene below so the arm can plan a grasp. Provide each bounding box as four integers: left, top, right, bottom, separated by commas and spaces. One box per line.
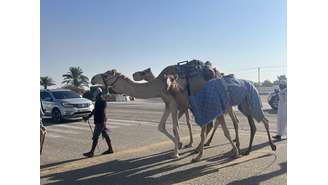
258, 67, 261, 87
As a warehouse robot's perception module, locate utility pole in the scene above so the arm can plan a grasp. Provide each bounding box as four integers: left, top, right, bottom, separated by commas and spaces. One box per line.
257, 67, 261, 87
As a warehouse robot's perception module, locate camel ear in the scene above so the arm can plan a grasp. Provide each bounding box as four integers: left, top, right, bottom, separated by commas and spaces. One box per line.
112, 69, 117, 75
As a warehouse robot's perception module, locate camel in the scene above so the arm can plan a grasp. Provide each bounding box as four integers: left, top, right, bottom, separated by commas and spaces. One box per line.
133, 68, 194, 148
165, 71, 276, 159
133, 67, 241, 150
133, 68, 155, 82
91, 69, 186, 158
90, 61, 236, 159
165, 75, 238, 162
90, 60, 243, 158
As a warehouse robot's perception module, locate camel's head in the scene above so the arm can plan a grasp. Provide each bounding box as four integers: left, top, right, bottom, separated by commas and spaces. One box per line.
133, 68, 153, 81
164, 74, 189, 113
91, 69, 121, 87
163, 74, 183, 95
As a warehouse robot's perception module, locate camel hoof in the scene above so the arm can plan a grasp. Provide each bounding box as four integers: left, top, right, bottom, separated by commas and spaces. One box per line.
178, 142, 183, 150
232, 152, 240, 159
228, 149, 239, 158
184, 143, 193, 148
194, 147, 200, 153
192, 149, 199, 154
191, 157, 200, 163
271, 144, 277, 151
243, 151, 250, 156
170, 152, 180, 159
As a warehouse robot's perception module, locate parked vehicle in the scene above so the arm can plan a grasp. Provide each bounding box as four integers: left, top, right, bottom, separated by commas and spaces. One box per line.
267, 88, 280, 111
40, 89, 94, 123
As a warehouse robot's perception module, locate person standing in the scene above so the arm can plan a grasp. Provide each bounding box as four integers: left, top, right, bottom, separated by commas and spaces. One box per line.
273, 81, 287, 141
83, 87, 114, 157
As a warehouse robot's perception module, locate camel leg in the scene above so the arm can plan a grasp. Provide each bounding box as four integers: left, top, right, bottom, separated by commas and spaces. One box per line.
204, 118, 220, 147
263, 118, 277, 151
244, 115, 256, 155
219, 116, 239, 158
40, 130, 46, 154
184, 110, 193, 148
228, 107, 240, 153
158, 103, 177, 157
171, 102, 182, 158
192, 125, 206, 162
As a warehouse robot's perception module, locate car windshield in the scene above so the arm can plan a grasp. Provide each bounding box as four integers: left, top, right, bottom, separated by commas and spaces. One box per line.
52, 91, 80, 99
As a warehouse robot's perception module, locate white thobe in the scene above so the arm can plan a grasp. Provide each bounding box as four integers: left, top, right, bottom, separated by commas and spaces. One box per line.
277, 88, 287, 136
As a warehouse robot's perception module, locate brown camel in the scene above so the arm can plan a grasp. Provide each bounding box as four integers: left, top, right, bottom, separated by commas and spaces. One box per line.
133, 66, 241, 150
91, 69, 186, 158
133, 68, 194, 148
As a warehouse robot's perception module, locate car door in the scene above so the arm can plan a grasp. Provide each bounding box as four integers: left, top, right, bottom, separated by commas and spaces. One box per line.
40, 91, 54, 115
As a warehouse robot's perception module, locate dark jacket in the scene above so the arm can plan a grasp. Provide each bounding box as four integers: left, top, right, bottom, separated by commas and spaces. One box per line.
86, 96, 107, 124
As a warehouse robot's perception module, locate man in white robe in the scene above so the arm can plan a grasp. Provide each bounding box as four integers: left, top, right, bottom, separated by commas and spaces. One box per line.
273, 81, 287, 141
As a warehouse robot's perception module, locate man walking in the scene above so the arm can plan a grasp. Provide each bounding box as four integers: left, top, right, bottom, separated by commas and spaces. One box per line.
83, 87, 114, 157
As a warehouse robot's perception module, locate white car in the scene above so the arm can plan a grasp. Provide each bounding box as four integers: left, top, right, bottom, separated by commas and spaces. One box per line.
40, 89, 94, 123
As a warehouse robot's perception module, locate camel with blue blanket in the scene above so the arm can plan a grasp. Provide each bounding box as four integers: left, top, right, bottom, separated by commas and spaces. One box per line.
133, 67, 240, 149
165, 73, 276, 162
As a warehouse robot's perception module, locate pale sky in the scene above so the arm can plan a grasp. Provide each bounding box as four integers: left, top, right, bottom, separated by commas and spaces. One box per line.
41, 0, 286, 88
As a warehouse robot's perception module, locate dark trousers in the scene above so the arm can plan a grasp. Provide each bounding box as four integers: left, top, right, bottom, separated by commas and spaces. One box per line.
92, 123, 110, 141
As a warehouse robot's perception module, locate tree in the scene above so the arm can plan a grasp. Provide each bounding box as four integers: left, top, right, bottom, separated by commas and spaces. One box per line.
273, 75, 287, 85
262, 80, 273, 87
277, 75, 287, 81
40, 76, 55, 89
62, 67, 89, 93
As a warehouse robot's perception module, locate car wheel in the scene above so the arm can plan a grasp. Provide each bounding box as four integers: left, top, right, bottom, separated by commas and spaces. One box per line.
52, 108, 62, 123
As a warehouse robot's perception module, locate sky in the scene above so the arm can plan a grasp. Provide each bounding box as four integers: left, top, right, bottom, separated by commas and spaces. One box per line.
41, 0, 286, 87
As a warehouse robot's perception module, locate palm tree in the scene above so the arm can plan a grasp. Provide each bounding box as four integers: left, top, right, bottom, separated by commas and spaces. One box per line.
62, 67, 89, 93
40, 76, 56, 89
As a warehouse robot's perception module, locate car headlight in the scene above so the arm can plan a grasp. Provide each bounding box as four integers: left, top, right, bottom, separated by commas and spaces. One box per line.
61, 102, 74, 108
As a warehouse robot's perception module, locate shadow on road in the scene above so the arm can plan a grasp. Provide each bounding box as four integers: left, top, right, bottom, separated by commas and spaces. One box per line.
41, 157, 86, 169
227, 162, 287, 185
42, 141, 284, 185
43, 118, 82, 126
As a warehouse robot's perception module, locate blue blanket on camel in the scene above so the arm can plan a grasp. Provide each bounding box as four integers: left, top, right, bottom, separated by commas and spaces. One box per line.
188, 75, 265, 126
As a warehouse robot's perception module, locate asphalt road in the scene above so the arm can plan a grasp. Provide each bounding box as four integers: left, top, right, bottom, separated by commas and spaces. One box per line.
40, 97, 286, 185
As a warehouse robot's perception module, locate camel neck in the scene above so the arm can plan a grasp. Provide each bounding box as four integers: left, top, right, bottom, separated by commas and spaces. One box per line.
112, 77, 163, 98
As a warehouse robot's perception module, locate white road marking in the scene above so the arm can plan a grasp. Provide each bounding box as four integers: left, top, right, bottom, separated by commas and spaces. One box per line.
109, 122, 134, 126
47, 128, 80, 135
52, 124, 89, 131
109, 118, 158, 125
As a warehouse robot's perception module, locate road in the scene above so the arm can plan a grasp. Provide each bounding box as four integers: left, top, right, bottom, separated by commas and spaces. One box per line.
40, 97, 286, 185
